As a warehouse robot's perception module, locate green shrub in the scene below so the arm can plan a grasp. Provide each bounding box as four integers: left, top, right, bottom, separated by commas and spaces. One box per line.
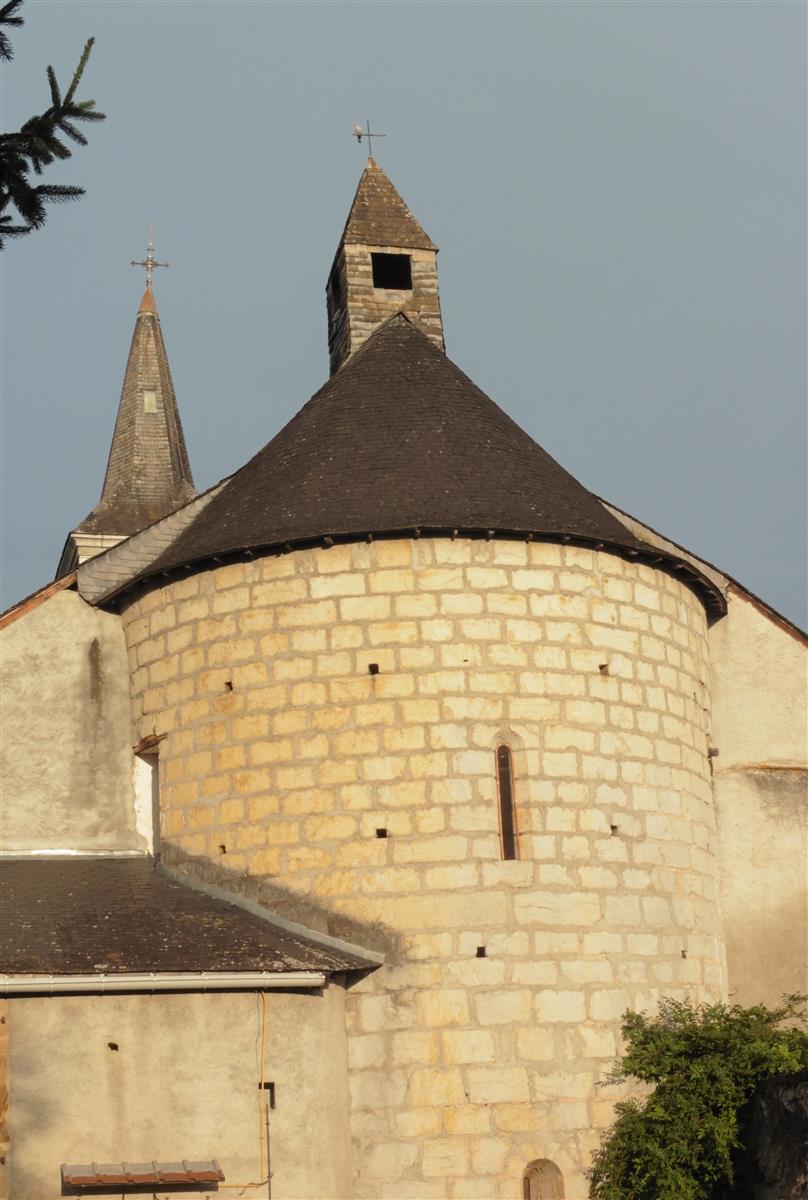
588, 994, 808, 1200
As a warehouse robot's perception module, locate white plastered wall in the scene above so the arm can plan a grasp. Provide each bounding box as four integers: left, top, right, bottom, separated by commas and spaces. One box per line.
6, 985, 352, 1200
0, 587, 143, 853
708, 588, 808, 1006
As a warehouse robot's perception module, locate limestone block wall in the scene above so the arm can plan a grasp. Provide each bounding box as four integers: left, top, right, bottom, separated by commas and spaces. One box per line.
121, 538, 725, 1198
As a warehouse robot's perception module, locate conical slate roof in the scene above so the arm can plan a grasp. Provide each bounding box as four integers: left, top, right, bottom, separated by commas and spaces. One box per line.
341, 158, 437, 251
80, 285, 196, 537
150, 315, 647, 575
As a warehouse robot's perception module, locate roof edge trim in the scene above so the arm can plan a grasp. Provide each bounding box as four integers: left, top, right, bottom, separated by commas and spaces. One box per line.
78, 479, 229, 607
725, 583, 808, 646
600, 496, 805, 642
159, 863, 385, 967
0, 572, 77, 631
112, 526, 726, 622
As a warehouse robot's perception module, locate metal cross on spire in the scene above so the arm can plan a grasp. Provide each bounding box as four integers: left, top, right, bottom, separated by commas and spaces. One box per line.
130, 229, 169, 288
353, 120, 386, 159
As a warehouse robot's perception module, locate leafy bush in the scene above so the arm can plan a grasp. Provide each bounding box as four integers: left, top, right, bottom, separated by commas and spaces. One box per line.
588, 994, 808, 1200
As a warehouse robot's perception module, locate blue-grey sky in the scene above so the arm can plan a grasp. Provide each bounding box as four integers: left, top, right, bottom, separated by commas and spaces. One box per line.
2, 1, 805, 626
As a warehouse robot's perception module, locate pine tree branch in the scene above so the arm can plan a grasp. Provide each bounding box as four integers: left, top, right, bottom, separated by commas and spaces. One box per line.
59, 120, 88, 147
36, 184, 85, 202
0, 0, 24, 63
0, 9, 105, 248
63, 36, 94, 104
46, 63, 61, 107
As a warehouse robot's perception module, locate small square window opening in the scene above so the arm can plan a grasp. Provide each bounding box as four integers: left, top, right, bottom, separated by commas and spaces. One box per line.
371, 253, 412, 290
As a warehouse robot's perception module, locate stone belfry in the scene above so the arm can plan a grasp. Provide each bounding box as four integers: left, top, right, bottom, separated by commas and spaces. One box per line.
326, 156, 444, 374
57, 252, 195, 575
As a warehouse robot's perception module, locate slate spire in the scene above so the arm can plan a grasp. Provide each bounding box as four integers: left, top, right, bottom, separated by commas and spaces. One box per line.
326, 159, 444, 374
86, 281, 195, 535
57, 282, 195, 574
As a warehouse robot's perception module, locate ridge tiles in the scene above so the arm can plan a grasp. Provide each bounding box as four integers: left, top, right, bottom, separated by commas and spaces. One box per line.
342, 158, 437, 251
79, 286, 196, 537
148, 314, 646, 574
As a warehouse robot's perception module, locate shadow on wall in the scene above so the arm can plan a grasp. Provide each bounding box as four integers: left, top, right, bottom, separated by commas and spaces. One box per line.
4, 1037, 60, 1200
61, 1186, 221, 1196
729, 1070, 808, 1200
160, 842, 402, 960
716, 768, 808, 1007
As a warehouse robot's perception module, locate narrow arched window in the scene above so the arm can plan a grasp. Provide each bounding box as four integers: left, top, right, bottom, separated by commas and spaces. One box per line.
522, 1159, 564, 1200
495, 744, 518, 860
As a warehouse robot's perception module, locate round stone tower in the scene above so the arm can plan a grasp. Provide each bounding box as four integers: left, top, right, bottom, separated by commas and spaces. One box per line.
118, 162, 728, 1198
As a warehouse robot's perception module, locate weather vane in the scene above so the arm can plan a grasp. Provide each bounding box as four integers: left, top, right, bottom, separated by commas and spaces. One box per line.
354, 120, 386, 159
130, 227, 168, 287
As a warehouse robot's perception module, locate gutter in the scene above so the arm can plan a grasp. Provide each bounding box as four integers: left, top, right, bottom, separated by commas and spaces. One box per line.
0, 849, 147, 859
1, 970, 326, 995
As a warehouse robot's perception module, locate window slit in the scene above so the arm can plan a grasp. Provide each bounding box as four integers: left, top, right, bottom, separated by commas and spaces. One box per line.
495, 744, 518, 860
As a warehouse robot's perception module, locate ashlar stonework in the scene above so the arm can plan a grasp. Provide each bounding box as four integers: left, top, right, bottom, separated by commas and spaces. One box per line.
122, 537, 723, 1198
327, 159, 444, 373
3, 154, 805, 1200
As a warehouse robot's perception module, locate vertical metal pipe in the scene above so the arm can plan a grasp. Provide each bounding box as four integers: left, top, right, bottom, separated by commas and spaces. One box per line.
265, 1102, 272, 1200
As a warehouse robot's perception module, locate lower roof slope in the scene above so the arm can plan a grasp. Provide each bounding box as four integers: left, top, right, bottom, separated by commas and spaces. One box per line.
0, 857, 371, 975
149, 315, 648, 576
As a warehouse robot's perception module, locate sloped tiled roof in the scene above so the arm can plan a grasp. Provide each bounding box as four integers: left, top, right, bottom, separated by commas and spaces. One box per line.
341, 158, 437, 251
0, 857, 373, 975
79, 285, 195, 537
147, 315, 648, 575
62, 1163, 225, 1188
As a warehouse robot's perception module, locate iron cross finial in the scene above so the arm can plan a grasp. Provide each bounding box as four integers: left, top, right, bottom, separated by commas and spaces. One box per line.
353, 120, 386, 159
130, 228, 169, 287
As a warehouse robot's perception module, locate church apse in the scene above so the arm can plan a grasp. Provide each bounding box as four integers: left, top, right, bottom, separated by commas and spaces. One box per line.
27, 152, 803, 1198
101, 155, 735, 1196
119, 536, 724, 1198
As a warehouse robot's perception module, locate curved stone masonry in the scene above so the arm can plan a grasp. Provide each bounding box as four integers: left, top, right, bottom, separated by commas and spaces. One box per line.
121, 536, 726, 1199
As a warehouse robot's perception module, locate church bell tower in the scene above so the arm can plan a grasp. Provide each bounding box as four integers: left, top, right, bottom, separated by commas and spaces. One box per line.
57, 241, 196, 576
326, 157, 444, 374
